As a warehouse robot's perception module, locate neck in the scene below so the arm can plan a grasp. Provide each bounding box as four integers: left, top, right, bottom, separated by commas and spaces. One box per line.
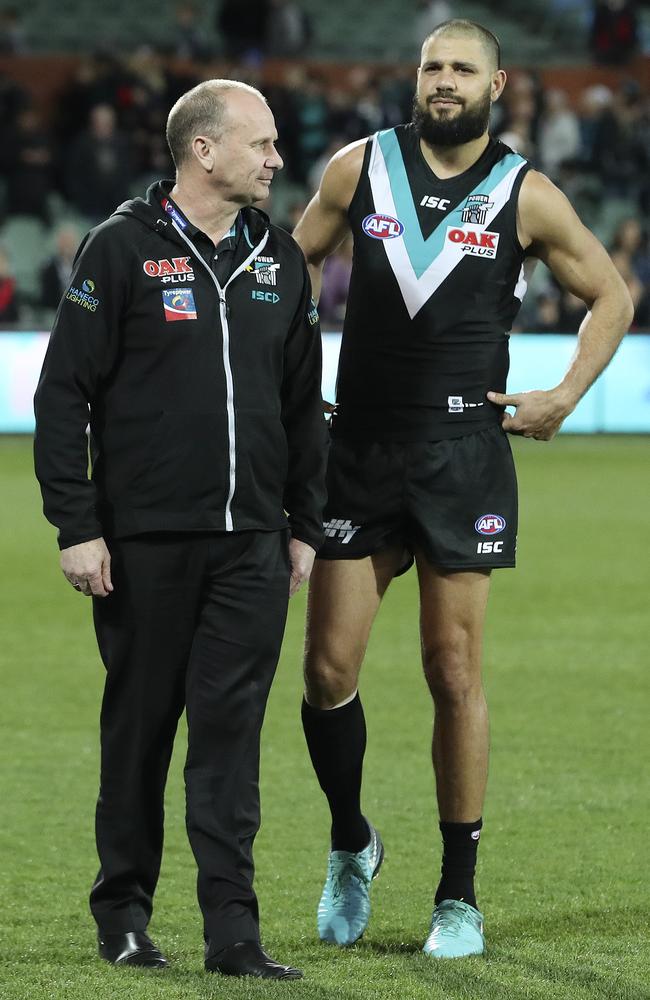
419, 132, 490, 179
169, 175, 241, 245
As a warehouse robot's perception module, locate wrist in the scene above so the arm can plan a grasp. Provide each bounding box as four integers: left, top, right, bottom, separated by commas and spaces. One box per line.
552, 382, 580, 416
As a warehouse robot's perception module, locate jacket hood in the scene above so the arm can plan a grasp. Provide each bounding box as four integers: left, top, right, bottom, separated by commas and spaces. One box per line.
111, 180, 271, 245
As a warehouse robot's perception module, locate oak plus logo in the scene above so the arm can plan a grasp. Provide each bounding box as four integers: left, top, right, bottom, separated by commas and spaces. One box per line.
446, 226, 500, 259
143, 257, 195, 284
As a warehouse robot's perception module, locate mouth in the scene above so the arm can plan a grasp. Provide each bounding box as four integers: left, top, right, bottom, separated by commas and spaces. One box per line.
429, 98, 462, 108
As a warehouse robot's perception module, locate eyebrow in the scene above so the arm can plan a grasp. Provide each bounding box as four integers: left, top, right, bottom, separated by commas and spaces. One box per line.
422, 60, 479, 71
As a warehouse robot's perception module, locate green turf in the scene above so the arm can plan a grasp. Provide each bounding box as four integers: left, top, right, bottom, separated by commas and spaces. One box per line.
1, 435, 648, 1000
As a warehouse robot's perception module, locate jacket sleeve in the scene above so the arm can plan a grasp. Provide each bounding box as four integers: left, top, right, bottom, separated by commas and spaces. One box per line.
33, 222, 128, 549
281, 255, 328, 551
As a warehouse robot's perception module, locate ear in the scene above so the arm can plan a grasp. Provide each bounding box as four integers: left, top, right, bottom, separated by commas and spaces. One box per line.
191, 134, 215, 173
491, 69, 507, 104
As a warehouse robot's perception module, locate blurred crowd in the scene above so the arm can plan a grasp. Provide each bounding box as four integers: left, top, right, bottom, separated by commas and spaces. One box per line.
0, 0, 648, 331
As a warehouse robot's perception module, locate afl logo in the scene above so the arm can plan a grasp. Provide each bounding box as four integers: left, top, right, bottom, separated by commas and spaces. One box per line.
475, 514, 506, 536
362, 214, 404, 240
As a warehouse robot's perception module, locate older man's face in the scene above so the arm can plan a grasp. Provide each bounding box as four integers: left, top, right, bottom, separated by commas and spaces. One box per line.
210, 92, 283, 206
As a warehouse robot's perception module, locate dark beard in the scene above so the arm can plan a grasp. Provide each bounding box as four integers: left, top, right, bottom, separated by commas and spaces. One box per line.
412, 91, 492, 148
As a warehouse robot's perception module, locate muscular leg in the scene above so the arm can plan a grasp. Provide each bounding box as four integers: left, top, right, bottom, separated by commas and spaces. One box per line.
302, 548, 403, 850
416, 556, 491, 907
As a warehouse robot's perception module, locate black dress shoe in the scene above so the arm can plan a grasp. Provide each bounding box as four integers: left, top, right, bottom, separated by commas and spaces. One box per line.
98, 930, 168, 968
205, 940, 303, 979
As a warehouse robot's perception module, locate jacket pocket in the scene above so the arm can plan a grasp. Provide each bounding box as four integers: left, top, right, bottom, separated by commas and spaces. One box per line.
234, 410, 288, 510
103, 410, 229, 510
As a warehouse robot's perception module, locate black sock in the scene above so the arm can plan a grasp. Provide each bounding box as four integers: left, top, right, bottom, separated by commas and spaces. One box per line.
301, 694, 369, 852
435, 818, 482, 909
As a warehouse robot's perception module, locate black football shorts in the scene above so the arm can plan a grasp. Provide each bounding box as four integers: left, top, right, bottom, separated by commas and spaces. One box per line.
318, 425, 518, 573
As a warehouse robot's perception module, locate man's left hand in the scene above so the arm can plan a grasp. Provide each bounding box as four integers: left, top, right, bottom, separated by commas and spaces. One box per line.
487, 388, 573, 441
288, 538, 316, 597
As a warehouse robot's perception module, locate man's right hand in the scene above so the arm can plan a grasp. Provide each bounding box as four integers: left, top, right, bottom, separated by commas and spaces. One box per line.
60, 537, 113, 597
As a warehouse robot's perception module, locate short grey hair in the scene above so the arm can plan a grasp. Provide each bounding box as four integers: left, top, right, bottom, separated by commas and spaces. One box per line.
166, 79, 267, 168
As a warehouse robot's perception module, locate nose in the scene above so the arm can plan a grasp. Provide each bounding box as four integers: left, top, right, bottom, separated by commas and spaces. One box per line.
434, 70, 456, 93
268, 144, 283, 170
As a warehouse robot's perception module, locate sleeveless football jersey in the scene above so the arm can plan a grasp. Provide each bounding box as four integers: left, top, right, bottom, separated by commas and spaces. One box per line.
333, 125, 531, 440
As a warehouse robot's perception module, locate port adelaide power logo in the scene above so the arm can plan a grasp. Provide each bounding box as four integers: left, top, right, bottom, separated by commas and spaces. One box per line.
246, 256, 280, 286
445, 193, 500, 259
462, 194, 493, 225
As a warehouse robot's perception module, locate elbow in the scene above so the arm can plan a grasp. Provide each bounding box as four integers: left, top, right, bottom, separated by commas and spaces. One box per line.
623, 291, 635, 330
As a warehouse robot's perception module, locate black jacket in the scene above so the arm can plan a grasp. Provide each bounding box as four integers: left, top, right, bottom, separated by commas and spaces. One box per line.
34, 183, 327, 551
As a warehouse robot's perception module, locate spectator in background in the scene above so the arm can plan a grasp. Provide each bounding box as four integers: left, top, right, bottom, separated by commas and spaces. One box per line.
497, 93, 536, 158
610, 217, 648, 325
56, 53, 126, 143
39, 225, 82, 312
65, 104, 132, 222
537, 89, 580, 182
576, 83, 613, 170
267, 0, 311, 57
168, 1, 213, 61
415, 1, 454, 45
318, 238, 352, 328
590, 0, 638, 65
117, 47, 171, 179
557, 288, 588, 332
284, 68, 330, 184
0, 246, 19, 323
307, 136, 347, 194
582, 81, 650, 204
216, 0, 270, 60
531, 290, 562, 333
497, 72, 541, 160
0, 6, 27, 54
2, 107, 54, 222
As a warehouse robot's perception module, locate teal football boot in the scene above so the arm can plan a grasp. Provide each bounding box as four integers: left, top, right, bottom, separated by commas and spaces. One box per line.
423, 899, 485, 958
317, 823, 384, 946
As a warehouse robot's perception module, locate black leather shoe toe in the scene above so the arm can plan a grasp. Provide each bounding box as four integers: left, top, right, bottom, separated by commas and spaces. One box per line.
98, 930, 168, 968
205, 940, 302, 979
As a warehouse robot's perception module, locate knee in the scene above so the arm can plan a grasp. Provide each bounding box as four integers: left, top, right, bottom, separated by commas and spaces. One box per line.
422, 638, 481, 706
303, 641, 361, 709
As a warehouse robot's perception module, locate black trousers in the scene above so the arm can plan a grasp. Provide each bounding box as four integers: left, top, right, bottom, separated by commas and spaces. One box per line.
88, 529, 290, 951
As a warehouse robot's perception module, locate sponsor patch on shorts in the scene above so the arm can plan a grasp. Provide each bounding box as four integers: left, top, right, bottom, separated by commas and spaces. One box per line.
475, 514, 506, 535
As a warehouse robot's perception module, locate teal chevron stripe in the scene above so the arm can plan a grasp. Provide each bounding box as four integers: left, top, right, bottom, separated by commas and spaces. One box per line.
376, 129, 525, 279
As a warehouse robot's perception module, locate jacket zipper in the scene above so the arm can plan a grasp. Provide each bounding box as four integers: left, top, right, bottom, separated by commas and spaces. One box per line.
169, 220, 269, 531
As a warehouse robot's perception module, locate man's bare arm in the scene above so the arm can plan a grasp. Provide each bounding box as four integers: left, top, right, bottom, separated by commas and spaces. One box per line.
293, 139, 366, 301
488, 171, 634, 439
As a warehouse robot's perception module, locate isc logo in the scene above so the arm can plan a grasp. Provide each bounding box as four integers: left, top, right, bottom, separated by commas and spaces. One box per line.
446, 227, 500, 258
251, 290, 280, 303
420, 195, 450, 211
475, 514, 506, 535
477, 540, 504, 554
362, 214, 404, 240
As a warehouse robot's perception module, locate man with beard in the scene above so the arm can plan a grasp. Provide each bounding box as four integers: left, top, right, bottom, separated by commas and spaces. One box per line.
293, 20, 632, 958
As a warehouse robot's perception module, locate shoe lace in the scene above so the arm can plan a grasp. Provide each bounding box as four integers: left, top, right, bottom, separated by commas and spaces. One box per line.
330, 856, 368, 902
431, 904, 474, 936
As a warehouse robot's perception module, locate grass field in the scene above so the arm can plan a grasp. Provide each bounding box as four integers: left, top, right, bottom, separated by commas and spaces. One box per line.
1, 434, 648, 1000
